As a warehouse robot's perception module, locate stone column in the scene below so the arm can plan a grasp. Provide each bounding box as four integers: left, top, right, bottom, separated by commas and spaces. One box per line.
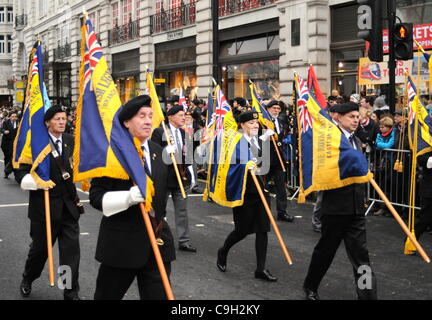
195, 0, 213, 99
277, 0, 330, 104
139, 0, 154, 92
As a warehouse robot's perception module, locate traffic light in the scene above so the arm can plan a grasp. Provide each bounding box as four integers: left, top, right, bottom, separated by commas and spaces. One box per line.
393, 23, 413, 60
357, 0, 383, 62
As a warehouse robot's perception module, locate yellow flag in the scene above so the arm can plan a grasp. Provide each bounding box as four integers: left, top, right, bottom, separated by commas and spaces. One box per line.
146, 72, 165, 129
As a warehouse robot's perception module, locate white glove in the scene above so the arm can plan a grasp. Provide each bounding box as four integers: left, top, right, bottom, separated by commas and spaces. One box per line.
102, 186, 145, 217
427, 157, 432, 169
259, 129, 275, 141
20, 174, 39, 191
165, 144, 177, 154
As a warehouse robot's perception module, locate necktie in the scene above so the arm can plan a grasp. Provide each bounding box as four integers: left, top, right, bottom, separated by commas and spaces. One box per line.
250, 138, 260, 158
349, 135, 356, 149
141, 145, 152, 178
174, 129, 182, 163
274, 118, 280, 134
55, 139, 62, 155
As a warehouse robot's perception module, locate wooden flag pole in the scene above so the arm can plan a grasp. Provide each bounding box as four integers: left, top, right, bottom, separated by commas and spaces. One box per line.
138, 203, 175, 300
369, 177, 430, 263
270, 135, 286, 172
161, 122, 187, 199
250, 169, 293, 265
43, 190, 55, 286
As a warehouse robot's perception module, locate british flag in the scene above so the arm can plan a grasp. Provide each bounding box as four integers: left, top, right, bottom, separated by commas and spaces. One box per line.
31, 55, 39, 76
83, 19, 103, 90
179, 87, 189, 112
296, 75, 313, 133
215, 85, 231, 137
407, 76, 418, 124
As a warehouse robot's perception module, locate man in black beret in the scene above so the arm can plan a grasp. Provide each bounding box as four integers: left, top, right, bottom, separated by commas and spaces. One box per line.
152, 103, 197, 253
303, 100, 377, 300
263, 100, 294, 223
89, 95, 176, 299
16, 105, 81, 300
217, 110, 278, 282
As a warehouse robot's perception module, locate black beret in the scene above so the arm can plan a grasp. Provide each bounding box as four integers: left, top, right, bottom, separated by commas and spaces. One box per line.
167, 105, 184, 116
237, 111, 259, 123
118, 95, 152, 123
327, 104, 337, 113
334, 102, 359, 115
266, 100, 280, 109
168, 95, 179, 104
44, 106, 66, 122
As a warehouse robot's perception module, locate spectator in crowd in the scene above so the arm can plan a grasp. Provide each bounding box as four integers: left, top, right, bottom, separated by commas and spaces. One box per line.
356, 107, 380, 154
327, 96, 337, 108
373, 117, 395, 216
350, 93, 360, 105
360, 96, 375, 111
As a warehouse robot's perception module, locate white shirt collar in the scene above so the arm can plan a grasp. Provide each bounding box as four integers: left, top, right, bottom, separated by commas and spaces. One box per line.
49, 132, 62, 143
243, 133, 260, 149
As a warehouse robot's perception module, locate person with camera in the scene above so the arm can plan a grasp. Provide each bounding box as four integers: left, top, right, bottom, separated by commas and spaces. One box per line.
15, 106, 82, 300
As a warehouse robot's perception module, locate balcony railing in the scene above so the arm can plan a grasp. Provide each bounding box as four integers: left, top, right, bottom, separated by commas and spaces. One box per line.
54, 42, 71, 61
108, 20, 140, 46
15, 14, 27, 29
219, 0, 277, 17
150, 2, 196, 34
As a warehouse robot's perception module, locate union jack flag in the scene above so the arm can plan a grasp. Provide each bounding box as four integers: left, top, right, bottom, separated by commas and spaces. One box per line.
407, 76, 418, 124
179, 87, 188, 112
296, 75, 313, 133
83, 19, 103, 90
31, 56, 39, 76
215, 85, 231, 137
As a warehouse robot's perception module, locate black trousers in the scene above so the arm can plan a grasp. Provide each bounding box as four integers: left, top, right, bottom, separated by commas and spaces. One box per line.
23, 205, 80, 297
2, 146, 13, 175
220, 231, 268, 272
304, 215, 377, 300
94, 259, 172, 300
267, 167, 288, 216
415, 197, 432, 240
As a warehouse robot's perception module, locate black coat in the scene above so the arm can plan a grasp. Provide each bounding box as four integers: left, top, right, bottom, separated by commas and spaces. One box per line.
232, 137, 270, 234
393, 124, 410, 150
355, 119, 379, 149
151, 125, 192, 189
89, 140, 176, 269
15, 133, 80, 223
320, 136, 366, 216
418, 152, 432, 198
1, 119, 18, 152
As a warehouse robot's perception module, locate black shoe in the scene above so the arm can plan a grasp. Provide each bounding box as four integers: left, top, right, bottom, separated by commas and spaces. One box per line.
254, 269, 277, 282
216, 248, 227, 272
277, 213, 294, 222
3, 174, 8, 179
20, 278, 32, 298
303, 286, 320, 300
178, 243, 197, 253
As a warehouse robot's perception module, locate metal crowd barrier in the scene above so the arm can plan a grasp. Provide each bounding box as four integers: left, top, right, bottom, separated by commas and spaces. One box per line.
366, 147, 421, 214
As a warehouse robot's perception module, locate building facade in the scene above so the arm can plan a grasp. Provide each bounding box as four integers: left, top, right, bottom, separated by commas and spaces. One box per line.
0, 0, 14, 107
11, 0, 432, 108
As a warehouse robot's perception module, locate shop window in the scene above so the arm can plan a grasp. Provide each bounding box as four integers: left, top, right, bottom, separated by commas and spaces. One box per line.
155, 69, 197, 105
291, 19, 300, 47
221, 60, 280, 100
115, 76, 139, 104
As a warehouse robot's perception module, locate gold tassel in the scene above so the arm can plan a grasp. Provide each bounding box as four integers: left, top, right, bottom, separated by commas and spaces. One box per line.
404, 233, 417, 255
144, 177, 155, 212
81, 179, 90, 192
398, 162, 403, 172
393, 160, 400, 171
298, 190, 306, 204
